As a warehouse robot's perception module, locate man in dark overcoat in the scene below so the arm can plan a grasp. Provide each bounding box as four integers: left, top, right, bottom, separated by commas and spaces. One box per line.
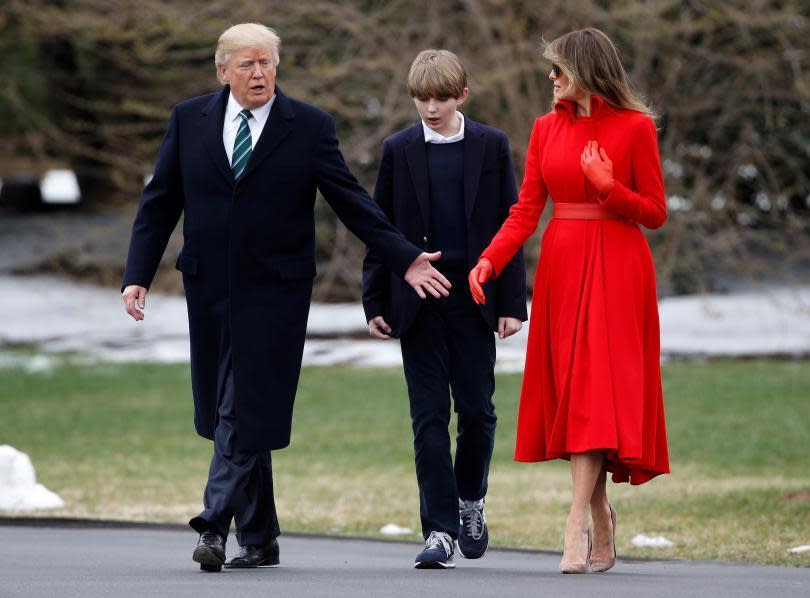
121, 23, 451, 571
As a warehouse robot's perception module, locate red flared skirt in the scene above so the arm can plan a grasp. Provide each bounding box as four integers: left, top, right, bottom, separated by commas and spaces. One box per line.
514, 216, 670, 485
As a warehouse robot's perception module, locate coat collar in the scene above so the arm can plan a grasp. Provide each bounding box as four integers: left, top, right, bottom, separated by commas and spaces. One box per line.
461, 118, 486, 221
421, 111, 465, 143
403, 124, 430, 229
239, 86, 294, 180
201, 86, 232, 185
553, 94, 613, 122
403, 117, 487, 226
200, 85, 295, 185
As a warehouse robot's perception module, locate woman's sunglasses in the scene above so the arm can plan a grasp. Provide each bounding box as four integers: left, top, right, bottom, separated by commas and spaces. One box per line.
551, 63, 562, 77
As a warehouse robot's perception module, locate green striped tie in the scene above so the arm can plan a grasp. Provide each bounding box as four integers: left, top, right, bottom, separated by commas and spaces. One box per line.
231, 109, 253, 179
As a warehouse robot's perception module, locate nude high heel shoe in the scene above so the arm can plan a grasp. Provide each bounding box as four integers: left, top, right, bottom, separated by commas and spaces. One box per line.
590, 504, 617, 573
559, 528, 592, 574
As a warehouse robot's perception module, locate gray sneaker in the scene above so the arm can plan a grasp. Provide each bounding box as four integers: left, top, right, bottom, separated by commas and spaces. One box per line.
457, 498, 488, 559
414, 531, 456, 569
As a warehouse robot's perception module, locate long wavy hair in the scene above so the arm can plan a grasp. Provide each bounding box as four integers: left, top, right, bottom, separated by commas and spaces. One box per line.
544, 28, 656, 120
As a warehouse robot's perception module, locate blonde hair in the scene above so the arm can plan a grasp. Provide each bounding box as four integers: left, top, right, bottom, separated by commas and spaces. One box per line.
215, 23, 280, 84
407, 49, 467, 100
543, 28, 655, 118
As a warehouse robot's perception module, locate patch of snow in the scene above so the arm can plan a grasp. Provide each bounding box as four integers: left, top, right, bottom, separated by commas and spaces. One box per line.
379, 523, 414, 536
787, 545, 810, 554
0, 445, 64, 511
631, 534, 674, 548
304, 339, 401, 368
39, 169, 81, 204
306, 303, 367, 336
0, 353, 57, 371
659, 287, 810, 356
1, 276, 809, 368
23, 354, 58, 373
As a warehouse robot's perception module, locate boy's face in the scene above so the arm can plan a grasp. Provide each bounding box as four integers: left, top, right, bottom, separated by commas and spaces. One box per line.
413, 88, 469, 137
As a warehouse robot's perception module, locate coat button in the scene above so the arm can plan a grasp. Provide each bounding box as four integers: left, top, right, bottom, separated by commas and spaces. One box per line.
423, 235, 428, 244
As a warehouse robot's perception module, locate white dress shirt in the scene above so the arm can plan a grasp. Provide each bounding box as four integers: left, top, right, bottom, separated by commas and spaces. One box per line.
421, 111, 465, 144
223, 92, 275, 164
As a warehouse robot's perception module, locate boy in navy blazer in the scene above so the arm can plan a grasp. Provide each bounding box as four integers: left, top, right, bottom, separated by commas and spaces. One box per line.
362, 50, 527, 569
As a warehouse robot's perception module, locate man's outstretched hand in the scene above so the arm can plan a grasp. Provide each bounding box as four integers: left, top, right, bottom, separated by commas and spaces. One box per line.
122, 285, 148, 321
404, 251, 452, 299
468, 258, 493, 305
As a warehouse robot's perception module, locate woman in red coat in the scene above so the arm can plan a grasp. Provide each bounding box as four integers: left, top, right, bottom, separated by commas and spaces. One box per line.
469, 28, 670, 573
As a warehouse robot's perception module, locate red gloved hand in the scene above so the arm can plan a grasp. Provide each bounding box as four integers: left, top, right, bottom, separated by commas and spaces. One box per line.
468, 258, 493, 305
580, 140, 614, 195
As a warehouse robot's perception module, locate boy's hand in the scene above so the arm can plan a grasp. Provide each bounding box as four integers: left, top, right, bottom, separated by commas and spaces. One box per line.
580, 140, 614, 195
405, 251, 452, 299
368, 316, 392, 340
497, 317, 523, 339
468, 258, 493, 305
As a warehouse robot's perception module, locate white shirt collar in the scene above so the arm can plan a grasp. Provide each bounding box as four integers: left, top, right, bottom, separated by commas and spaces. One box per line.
422, 111, 465, 144
225, 91, 275, 128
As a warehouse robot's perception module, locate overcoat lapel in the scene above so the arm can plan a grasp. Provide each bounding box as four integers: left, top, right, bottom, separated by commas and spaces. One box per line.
240, 86, 294, 180
463, 119, 486, 221
403, 125, 430, 230
200, 87, 234, 186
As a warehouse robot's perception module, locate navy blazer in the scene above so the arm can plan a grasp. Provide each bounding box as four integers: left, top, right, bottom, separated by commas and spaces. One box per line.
123, 86, 421, 451
362, 118, 528, 337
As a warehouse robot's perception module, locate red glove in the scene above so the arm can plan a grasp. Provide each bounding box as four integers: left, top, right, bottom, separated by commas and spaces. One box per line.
468, 258, 493, 305
580, 140, 614, 195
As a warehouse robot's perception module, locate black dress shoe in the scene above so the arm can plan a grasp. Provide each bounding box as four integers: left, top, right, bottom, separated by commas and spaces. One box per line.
225, 538, 280, 568
192, 530, 226, 572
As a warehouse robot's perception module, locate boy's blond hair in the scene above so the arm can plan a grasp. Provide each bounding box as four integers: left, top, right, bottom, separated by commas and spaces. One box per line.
407, 49, 467, 100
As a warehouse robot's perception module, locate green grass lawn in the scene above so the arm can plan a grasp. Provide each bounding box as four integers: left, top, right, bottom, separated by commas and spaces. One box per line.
1, 354, 808, 566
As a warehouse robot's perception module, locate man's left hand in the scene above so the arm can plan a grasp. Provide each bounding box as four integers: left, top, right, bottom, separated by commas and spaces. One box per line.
497, 317, 523, 339
404, 251, 452, 299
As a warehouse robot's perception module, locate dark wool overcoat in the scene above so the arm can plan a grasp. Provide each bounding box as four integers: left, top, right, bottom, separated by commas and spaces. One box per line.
123, 86, 420, 450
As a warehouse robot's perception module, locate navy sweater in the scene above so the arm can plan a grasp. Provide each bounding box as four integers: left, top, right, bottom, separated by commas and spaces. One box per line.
425, 141, 467, 270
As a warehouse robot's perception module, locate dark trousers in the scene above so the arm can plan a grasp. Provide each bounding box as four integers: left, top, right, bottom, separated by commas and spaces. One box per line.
189, 336, 280, 546
399, 280, 496, 540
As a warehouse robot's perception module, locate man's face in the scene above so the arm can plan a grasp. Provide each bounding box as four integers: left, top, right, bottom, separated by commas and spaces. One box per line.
218, 46, 276, 109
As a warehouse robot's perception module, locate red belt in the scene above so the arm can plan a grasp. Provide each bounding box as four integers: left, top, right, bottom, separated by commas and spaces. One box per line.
552, 203, 622, 220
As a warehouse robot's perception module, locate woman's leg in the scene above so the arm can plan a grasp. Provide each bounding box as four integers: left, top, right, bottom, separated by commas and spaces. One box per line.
590, 465, 614, 557
563, 451, 604, 563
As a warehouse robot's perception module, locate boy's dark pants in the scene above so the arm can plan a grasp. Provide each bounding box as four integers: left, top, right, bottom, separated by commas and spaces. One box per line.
400, 275, 496, 540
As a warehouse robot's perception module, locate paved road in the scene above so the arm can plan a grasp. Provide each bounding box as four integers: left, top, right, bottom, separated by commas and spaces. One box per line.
0, 523, 808, 598
0, 210, 140, 274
